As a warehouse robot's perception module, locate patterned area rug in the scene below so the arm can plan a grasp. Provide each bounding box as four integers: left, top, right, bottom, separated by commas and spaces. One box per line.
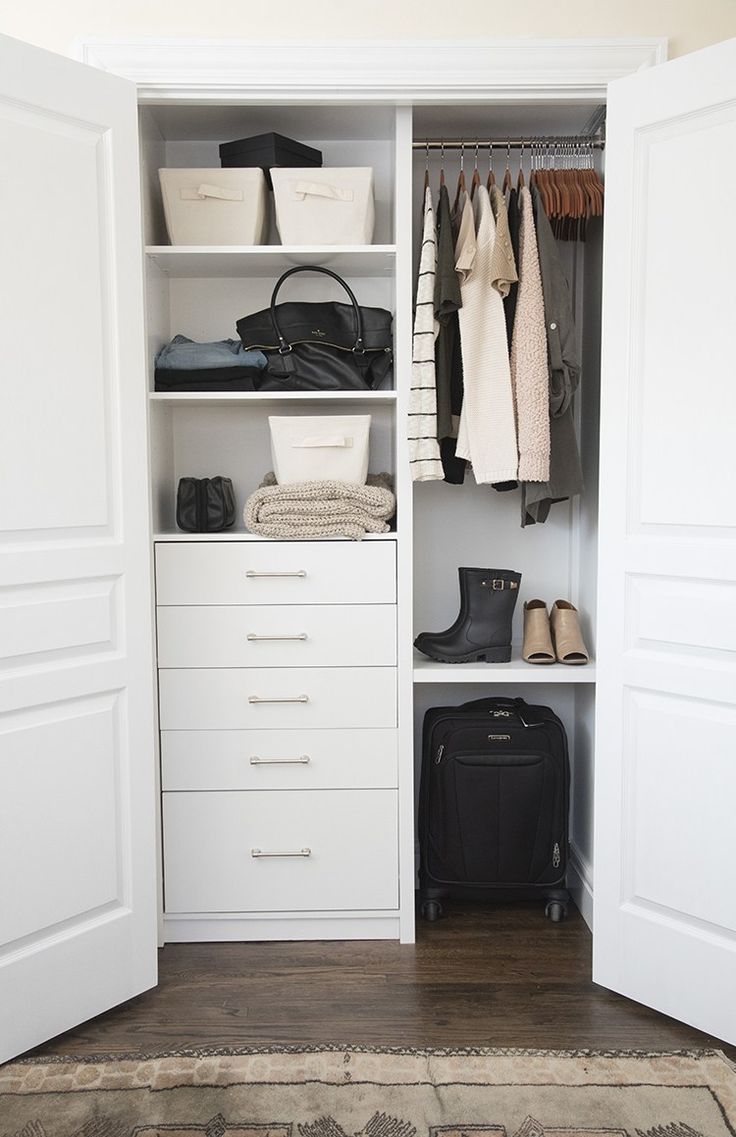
1, 1046, 735, 1137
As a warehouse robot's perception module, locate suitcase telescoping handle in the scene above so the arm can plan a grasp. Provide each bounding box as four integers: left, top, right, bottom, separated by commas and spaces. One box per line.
460, 696, 540, 728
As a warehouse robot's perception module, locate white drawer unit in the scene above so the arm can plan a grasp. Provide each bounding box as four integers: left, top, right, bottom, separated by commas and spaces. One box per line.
161, 728, 398, 791
158, 666, 397, 730
163, 789, 399, 913
156, 604, 397, 668
155, 541, 396, 606
154, 531, 400, 940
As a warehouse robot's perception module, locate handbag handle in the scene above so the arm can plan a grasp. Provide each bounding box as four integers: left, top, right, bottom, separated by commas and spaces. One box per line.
269, 265, 366, 355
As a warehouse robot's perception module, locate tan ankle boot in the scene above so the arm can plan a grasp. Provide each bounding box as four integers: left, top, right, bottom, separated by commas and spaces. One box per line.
550, 600, 589, 665
522, 600, 555, 664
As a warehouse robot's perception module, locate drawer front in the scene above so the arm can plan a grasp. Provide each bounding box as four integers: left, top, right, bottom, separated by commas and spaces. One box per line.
158, 667, 396, 730
163, 789, 398, 913
156, 604, 397, 668
155, 541, 396, 606
161, 728, 398, 790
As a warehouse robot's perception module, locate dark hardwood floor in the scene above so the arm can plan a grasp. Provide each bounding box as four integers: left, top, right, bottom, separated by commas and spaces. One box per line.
30, 902, 734, 1060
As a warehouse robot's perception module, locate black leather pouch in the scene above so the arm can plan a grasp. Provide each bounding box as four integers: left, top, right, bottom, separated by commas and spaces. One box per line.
176, 477, 236, 532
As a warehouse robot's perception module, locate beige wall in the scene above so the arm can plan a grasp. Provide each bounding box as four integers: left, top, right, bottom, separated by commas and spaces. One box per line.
0, 0, 734, 61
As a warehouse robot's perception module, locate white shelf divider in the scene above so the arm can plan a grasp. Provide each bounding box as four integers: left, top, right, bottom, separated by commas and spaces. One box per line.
149, 390, 397, 407
413, 653, 596, 684
145, 245, 396, 278
153, 530, 398, 542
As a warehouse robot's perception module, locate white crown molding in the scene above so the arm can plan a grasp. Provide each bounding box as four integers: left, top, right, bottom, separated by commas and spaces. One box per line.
78, 38, 668, 102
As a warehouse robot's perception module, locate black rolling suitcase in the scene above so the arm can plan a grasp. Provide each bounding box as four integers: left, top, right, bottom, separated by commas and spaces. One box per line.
419, 696, 570, 922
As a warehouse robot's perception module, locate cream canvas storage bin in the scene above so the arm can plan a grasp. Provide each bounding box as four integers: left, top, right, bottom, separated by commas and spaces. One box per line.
159, 168, 268, 245
270, 168, 375, 245
269, 415, 371, 485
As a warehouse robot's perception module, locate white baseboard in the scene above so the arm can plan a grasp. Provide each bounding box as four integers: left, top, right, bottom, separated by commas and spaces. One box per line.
568, 844, 594, 930
164, 911, 400, 942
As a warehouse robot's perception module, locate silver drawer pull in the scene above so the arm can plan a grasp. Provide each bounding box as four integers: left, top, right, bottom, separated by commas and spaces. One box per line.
245, 570, 307, 578
248, 694, 309, 704
246, 633, 308, 642
250, 755, 311, 765
251, 847, 311, 858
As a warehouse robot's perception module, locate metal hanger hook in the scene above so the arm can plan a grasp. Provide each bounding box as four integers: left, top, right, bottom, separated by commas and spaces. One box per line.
459, 139, 465, 171
425, 138, 430, 171
488, 139, 493, 172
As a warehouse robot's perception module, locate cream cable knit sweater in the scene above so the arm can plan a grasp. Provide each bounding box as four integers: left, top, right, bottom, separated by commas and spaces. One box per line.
455, 185, 519, 484
510, 186, 551, 483
409, 186, 444, 481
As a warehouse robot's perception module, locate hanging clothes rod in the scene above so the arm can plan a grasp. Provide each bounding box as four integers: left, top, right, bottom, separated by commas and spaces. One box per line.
413, 137, 605, 150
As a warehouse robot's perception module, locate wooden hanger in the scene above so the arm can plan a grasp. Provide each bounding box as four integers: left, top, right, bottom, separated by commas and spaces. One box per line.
486, 140, 496, 190
530, 140, 550, 215
542, 142, 559, 218
586, 142, 605, 215
453, 140, 467, 212
534, 143, 552, 218
470, 140, 482, 199
502, 141, 513, 194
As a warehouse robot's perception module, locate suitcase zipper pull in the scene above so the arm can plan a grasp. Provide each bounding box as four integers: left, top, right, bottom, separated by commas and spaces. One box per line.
435, 743, 445, 765
553, 842, 561, 869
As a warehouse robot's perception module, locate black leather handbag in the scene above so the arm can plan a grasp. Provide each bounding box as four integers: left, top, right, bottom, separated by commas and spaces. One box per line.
236, 265, 393, 392
176, 477, 236, 532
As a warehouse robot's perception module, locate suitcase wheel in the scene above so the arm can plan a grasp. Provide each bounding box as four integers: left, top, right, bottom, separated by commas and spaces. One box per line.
421, 900, 443, 922
545, 900, 568, 923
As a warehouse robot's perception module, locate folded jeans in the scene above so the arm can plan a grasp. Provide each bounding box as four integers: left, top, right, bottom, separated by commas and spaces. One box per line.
155, 334, 268, 371
154, 365, 262, 392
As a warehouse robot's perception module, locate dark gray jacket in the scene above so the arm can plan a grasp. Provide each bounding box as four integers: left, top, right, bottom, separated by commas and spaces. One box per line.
521, 186, 584, 526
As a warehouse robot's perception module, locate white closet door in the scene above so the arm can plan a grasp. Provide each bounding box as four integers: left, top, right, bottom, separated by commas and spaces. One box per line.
595, 38, 736, 1044
0, 34, 157, 1061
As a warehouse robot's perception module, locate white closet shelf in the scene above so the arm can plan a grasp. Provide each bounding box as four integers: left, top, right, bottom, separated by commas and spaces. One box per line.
145, 245, 397, 278
153, 530, 398, 542
149, 391, 397, 407
413, 654, 596, 683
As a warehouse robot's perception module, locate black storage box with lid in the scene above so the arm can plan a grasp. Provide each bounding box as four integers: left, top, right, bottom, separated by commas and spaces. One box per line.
219, 132, 322, 188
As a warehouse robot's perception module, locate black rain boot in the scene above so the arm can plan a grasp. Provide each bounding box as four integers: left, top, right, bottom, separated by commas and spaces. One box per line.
414, 567, 521, 663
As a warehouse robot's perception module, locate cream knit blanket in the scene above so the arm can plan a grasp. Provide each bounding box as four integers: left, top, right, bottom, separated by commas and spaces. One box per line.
245, 472, 396, 540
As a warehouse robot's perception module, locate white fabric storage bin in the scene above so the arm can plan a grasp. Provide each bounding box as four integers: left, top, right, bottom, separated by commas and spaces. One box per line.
270, 168, 375, 245
269, 415, 371, 485
159, 168, 268, 245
